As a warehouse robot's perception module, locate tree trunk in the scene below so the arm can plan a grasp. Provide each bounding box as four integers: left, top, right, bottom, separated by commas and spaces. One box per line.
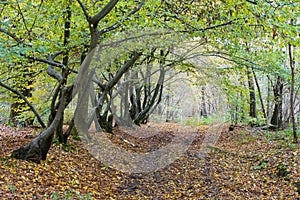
266, 76, 271, 118
11, 86, 71, 163
0, 81, 46, 128
246, 67, 257, 120
270, 76, 283, 129
200, 86, 208, 118
10, 0, 122, 162
55, 1, 72, 143
165, 94, 171, 122
288, 43, 298, 143
133, 50, 165, 125
252, 68, 267, 120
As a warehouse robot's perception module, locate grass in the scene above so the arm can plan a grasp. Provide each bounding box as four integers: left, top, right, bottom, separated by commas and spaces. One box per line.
184, 117, 212, 126
48, 191, 93, 200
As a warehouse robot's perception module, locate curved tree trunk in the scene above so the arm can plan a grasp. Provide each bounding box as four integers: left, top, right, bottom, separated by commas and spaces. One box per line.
55, 1, 72, 143
11, 86, 71, 163
10, 0, 143, 163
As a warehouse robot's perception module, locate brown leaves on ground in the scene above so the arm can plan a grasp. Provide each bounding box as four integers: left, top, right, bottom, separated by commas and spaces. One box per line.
0, 123, 299, 199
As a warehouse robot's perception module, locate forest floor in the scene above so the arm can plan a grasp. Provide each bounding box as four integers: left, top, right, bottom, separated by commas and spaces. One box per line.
0, 123, 299, 199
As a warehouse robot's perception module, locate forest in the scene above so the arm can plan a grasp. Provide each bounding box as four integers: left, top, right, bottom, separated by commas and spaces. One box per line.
0, 0, 299, 199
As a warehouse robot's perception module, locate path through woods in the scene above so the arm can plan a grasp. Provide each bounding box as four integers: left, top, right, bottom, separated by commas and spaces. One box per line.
0, 123, 299, 199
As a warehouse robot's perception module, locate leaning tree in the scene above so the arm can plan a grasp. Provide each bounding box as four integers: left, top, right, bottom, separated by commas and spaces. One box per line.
3, 0, 297, 164
8, 0, 149, 163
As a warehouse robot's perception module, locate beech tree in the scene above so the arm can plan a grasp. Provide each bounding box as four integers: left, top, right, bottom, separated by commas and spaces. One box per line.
7, 0, 149, 163
0, 0, 297, 164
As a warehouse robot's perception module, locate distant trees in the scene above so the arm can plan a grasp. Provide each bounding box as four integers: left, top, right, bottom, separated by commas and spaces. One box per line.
0, 0, 297, 163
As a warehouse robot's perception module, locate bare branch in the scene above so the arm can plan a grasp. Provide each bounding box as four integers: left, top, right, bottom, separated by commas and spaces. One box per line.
187, 19, 238, 33
76, 0, 90, 21
16, 1, 30, 36
0, 27, 22, 43
106, 51, 142, 90
90, 0, 119, 25
207, 51, 261, 67
0, 81, 46, 128
46, 67, 63, 82
20, 52, 64, 67
246, 0, 258, 5
46, 51, 64, 82
166, 13, 240, 34
98, 31, 173, 49
99, 0, 145, 35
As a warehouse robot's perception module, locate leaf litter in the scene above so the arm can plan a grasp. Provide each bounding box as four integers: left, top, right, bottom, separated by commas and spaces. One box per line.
0, 123, 299, 199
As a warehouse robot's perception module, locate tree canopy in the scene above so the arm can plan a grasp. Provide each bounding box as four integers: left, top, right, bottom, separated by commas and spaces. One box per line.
0, 0, 299, 163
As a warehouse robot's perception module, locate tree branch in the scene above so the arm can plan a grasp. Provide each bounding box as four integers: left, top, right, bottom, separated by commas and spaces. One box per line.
246, 0, 258, 5
90, 0, 119, 25
0, 81, 46, 128
20, 53, 65, 68
76, 0, 90, 21
106, 51, 142, 91
99, 0, 145, 35
0, 28, 70, 71
46, 51, 64, 82
16, 0, 30, 36
98, 31, 173, 49
167, 14, 240, 34
199, 20, 237, 32
0, 27, 22, 43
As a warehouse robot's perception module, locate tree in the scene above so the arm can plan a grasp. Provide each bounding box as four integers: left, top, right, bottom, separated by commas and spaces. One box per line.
288, 43, 298, 143
0, 0, 297, 163
246, 66, 257, 120
10, 0, 146, 162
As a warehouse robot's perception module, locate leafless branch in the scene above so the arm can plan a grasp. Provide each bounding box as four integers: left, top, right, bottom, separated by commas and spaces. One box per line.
46, 51, 64, 82
20, 53, 65, 68
99, 0, 145, 35
246, 0, 258, 5
0, 27, 22, 43
16, 1, 30, 36
90, 0, 119, 25
0, 81, 46, 128
98, 31, 173, 49
199, 20, 237, 32
76, 0, 90, 21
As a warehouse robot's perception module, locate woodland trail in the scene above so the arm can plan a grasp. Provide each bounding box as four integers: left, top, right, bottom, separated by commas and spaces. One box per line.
0, 123, 299, 199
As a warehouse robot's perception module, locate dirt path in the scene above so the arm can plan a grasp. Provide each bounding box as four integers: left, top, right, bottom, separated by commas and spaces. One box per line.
0, 123, 299, 199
